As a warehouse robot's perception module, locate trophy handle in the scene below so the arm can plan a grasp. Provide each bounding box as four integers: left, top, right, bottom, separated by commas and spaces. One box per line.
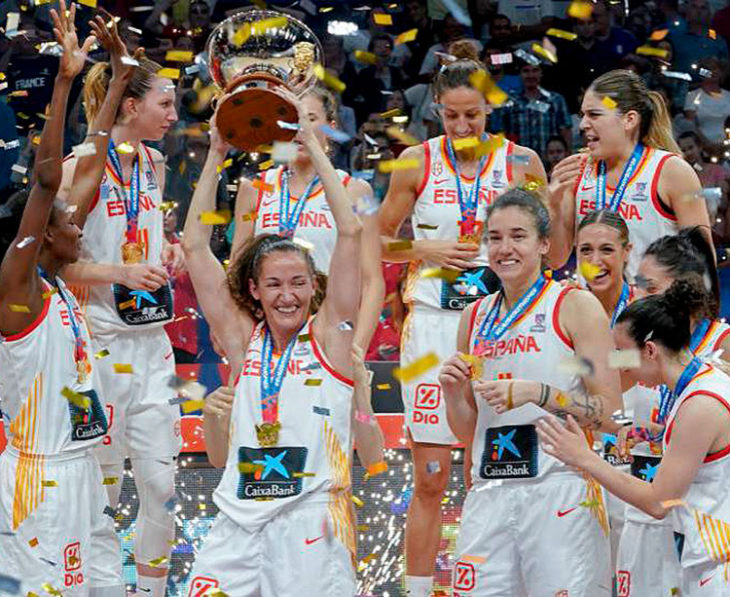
217, 72, 299, 152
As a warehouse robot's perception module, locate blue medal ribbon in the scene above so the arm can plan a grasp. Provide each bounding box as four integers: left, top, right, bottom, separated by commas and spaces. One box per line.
278, 169, 320, 239
445, 137, 488, 238
648, 357, 703, 443
689, 318, 711, 354
260, 323, 306, 423
610, 282, 631, 329
107, 139, 141, 244
596, 143, 644, 212
476, 275, 548, 343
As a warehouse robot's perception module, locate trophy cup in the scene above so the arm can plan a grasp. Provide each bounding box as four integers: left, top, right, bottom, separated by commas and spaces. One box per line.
207, 9, 323, 151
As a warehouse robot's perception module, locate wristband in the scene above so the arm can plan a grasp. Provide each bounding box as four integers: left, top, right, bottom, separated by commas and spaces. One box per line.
354, 410, 377, 425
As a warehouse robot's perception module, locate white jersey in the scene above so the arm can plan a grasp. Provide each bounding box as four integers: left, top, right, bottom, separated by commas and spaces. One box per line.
69, 144, 172, 335
213, 318, 355, 545
253, 167, 352, 275
574, 147, 678, 279
468, 279, 586, 484
663, 363, 730, 570
404, 135, 514, 311
0, 278, 106, 456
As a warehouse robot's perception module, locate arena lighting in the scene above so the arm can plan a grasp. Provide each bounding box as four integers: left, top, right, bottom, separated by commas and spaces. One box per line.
327, 20, 358, 36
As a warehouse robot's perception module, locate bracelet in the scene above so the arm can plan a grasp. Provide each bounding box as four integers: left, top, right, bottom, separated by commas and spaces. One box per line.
506, 382, 514, 410
354, 410, 377, 425
537, 383, 550, 408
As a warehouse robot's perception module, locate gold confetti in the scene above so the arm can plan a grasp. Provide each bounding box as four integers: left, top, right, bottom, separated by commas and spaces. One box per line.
475, 135, 505, 157
531, 43, 557, 63
568, 1, 593, 19
304, 378, 323, 386
313, 64, 346, 93
378, 158, 420, 173
241, 211, 258, 222
238, 462, 264, 474
416, 223, 438, 230
546, 28, 577, 41
385, 126, 419, 146
379, 108, 402, 119
103, 477, 119, 485
252, 178, 274, 193
61, 387, 90, 410
165, 50, 194, 62
395, 28, 418, 45
208, 590, 229, 597
459, 353, 484, 380
460, 554, 487, 564
650, 29, 669, 41
29, 537, 38, 547
579, 260, 602, 282
373, 13, 393, 25
8, 304, 30, 313
366, 461, 388, 477
636, 46, 669, 59
351, 495, 364, 507
199, 210, 232, 225
709, 29, 717, 40
77, 0, 97, 6
159, 201, 177, 212
116, 142, 135, 154
113, 363, 134, 374
387, 240, 413, 252
147, 556, 168, 568
376, 383, 391, 390
42, 480, 58, 487
420, 267, 461, 283
181, 399, 205, 414
601, 95, 617, 110
452, 136, 480, 151
661, 499, 686, 509
117, 299, 136, 311
292, 471, 316, 477
394, 353, 439, 383
298, 333, 311, 342
259, 159, 274, 170
41, 287, 58, 300
523, 173, 546, 191
354, 50, 377, 65
156, 67, 180, 80
469, 70, 508, 106
555, 392, 569, 407
216, 158, 233, 173
41, 583, 62, 596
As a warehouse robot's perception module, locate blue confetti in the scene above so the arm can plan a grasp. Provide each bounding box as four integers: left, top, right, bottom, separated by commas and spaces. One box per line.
319, 125, 351, 143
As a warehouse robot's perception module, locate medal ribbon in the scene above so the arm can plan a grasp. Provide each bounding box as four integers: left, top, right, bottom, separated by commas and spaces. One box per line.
279, 169, 320, 239
689, 318, 711, 354
107, 139, 141, 244
477, 275, 548, 342
260, 323, 306, 424
445, 137, 488, 238
647, 357, 703, 443
610, 281, 631, 329
596, 143, 644, 212
37, 266, 87, 367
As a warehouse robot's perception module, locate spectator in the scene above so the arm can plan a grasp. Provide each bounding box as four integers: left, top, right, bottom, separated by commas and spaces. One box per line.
642, 38, 690, 112
0, 99, 19, 193
544, 135, 569, 174
684, 57, 730, 153
496, 0, 556, 27
481, 42, 523, 96
401, 0, 436, 81
419, 15, 483, 80
469, 0, 497, 42
591, 0, 639, 70
489, 61, 572, 156
487, 13, 515, 46
669, 0, 729, 76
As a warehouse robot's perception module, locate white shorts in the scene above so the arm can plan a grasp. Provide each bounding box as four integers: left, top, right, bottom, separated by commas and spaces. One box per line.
401, 306, 461, 445
92, 327, 181, 464
616, 519, 681, 596
0, 447, 123, 595
187, 504, 355, 597
681, 561, 730, 596
453, 473, 611, 596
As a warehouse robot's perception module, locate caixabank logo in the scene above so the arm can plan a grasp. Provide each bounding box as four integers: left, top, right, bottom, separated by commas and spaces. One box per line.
480, 425, 538, 479
237, 446, 308, 499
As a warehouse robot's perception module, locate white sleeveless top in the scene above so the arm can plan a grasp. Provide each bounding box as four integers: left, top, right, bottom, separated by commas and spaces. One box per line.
404, 135, 514, 311
253, 167, 352, 275
574, 147, 678, 280
69, 144, 169, 335
213, 317, 355, 547
663, 363, 730, 570
468, 279, 586, 484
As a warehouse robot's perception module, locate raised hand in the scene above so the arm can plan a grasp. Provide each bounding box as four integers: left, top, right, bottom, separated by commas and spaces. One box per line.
88, 9, 135, 83
51, 0, 97, 80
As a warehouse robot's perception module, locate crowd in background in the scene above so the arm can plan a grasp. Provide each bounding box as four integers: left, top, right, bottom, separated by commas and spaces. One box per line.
1, 0, 729, 363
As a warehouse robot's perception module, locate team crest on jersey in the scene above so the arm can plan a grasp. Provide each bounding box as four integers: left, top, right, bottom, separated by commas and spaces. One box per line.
629, 181, 647, 201
433, 160, 444, 177
145, 170, 158, 191
491, 169, 505, 188
237, 446, 308, 499
293, 341, 311, 357
529, 313, 546, 333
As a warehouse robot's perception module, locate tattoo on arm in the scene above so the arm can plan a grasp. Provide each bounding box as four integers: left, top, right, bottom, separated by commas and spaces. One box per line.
548, 390, 606, 430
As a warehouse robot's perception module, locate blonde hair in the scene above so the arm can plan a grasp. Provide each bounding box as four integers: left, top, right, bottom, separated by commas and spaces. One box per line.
83, 49, 162, 126
589, 69, 680, 154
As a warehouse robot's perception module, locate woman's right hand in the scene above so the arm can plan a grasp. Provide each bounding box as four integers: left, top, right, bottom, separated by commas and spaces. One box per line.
121, 263, 169, 290
416, 239, 480, 270
203, 386, 235, 418
438, 354, 472, 398
209, 106, 233, 157
548, 153, 587, 206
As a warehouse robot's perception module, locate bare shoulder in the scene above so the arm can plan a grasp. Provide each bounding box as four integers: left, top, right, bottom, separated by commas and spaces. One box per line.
561, 286, 606, 322
346, 176, 373, 198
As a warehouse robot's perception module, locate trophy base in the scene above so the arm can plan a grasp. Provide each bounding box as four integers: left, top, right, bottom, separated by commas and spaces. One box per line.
217, 73, 299, 152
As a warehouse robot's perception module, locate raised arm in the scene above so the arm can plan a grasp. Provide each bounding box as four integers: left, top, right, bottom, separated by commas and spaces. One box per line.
0, 1, 92, 334
181, 109, 252, 367
350, 344, 385, 469
230, 176, 258, 262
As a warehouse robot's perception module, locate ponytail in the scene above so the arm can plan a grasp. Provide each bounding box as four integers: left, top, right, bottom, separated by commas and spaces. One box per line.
82, 49, 162, 127
644, 90, 681, 154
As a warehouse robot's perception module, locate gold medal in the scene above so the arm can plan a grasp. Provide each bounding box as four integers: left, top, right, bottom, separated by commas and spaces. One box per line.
77, 359, 89, 384
121, 242, 143, 264
458, 232, 481, 245
256, 421, 281, 447
458, 220, 484, 245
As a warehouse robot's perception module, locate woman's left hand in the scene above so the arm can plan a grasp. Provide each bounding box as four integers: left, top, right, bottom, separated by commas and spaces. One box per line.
473, 379, 540, 414
537, 415, 593, 468
51, 0, 97, 81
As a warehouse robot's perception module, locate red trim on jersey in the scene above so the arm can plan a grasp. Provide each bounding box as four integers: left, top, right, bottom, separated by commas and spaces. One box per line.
4, 291, 51, 342
706, 442, 730, 463
572, 156, 590, 198
650, 153, 677, 222
552, 286, 575, 350
308, 319, 354, 387
87, 188, 101, 214
141, 144, 157, 175
505, 141, 514, 183
467, 298, 485, 347
254, 172, 267, 214
415, 141, 431, 198
713, 327, 730, 353
342, 174, 352, 187
665, 390, 730, 462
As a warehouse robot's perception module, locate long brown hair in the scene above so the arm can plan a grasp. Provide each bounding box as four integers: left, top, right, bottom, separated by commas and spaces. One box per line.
83, 49, 162, 126
588, 69, 680, 153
